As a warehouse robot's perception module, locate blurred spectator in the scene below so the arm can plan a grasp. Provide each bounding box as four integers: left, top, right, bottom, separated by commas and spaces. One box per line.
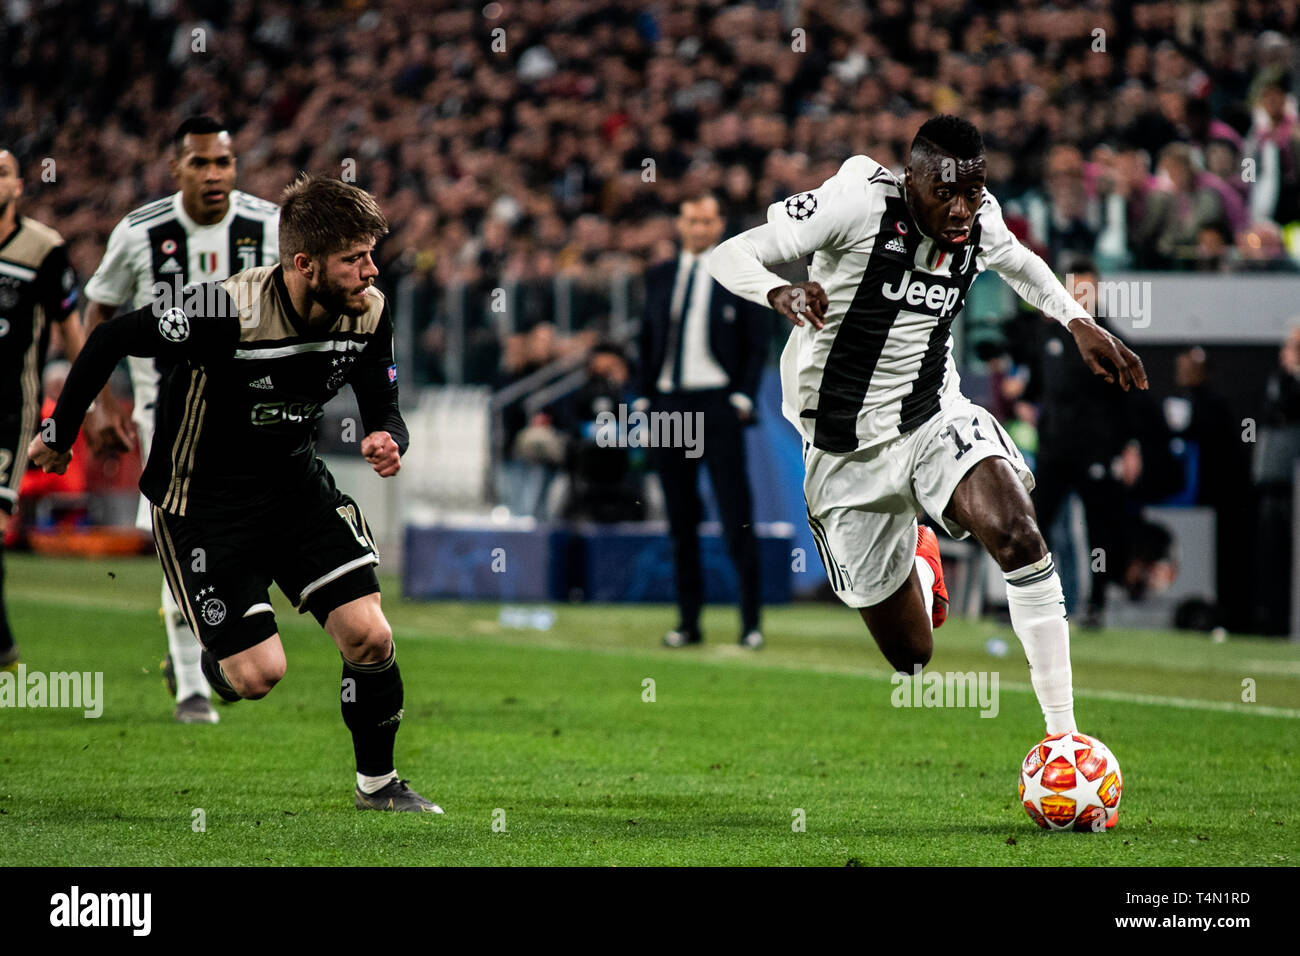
1164, 347, 1255, 631
1022, 260, 1148, 624
1195, 221, 1237, 271
1264, 318, 1300, 425
1246, 75, 1300, 227
2, 0, 1298, 387
496, 322, 567, 517
1023, 145, 1100, 270
550, 343, 646, 522
1134, 143, 1231, 268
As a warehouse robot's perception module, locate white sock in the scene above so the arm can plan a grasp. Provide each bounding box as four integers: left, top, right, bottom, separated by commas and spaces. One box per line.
1004, 554, 1076, 735
163, 580, 208, 702
914, 555, 935, 625
358, 770, 398, 794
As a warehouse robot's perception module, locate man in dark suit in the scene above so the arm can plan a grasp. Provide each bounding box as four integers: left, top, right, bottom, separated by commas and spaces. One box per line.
638, 193, 769, 648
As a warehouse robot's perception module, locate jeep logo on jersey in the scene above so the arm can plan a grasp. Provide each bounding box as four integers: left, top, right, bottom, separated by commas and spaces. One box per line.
158, 307, 190, 342
880, 270, 963, 317
250, 401, 323, 427
785, 192, 817, 220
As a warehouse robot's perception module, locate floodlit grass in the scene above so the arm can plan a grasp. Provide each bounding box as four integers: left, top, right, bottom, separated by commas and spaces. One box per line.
3, 555, 1296, 866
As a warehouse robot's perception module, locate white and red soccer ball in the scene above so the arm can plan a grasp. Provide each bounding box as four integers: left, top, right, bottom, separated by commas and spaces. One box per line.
1019, 732, 1123, 831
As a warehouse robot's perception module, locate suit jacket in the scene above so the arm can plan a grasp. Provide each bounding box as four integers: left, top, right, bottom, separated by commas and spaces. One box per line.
637, 255, 769, 405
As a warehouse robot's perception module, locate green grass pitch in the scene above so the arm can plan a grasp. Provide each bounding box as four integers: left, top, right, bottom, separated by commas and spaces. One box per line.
3, 554, 1297, 866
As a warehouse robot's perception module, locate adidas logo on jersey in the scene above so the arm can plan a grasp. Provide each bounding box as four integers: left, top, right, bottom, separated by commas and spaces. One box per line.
159, 257, 183, 274
249, 375, 274, 390
884, 236, 908, 254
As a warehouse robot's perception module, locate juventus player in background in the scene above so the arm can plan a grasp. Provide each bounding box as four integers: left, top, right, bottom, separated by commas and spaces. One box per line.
30, 174, 441, 812
711, 117, 1146, 816
82, 116, 280, 724
0, 148, 84, 672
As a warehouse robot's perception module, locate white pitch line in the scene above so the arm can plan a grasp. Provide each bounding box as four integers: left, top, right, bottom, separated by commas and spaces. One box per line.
832, 665, 1300, 720
424, 628, 1300, 720
1067, 685, 1300, 720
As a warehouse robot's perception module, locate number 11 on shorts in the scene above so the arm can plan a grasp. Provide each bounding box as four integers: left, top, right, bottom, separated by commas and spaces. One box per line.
336, 504, 369, 549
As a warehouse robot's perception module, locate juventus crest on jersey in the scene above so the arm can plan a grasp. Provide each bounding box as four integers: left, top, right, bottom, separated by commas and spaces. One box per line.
710, 155, 1087, 454
85, 190, 280, 311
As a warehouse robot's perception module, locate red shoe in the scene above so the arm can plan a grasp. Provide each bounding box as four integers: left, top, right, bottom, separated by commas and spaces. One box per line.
916, 524, 948, 629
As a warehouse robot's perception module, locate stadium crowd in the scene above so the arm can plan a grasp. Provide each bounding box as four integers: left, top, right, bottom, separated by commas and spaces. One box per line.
5, 0, 1300, 632
4, 1, 1299, 313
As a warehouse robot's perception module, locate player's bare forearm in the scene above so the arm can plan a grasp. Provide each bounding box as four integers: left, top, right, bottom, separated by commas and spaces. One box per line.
767, 281, 829, 329
80, 301, 136, 454
44, 317, 140, 458
57, 310, 86, 364
1067, 316, 1149, 392
83, 301, 121, 400
361, 430, 401, 478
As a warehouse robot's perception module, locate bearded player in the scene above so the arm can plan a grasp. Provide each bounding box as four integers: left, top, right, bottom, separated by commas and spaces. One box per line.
710, 116, 1146, 826
30, 175, 440, 812
82, 116, 280, 724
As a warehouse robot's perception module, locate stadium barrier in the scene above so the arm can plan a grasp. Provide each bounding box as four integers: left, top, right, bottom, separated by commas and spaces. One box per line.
402, 519, 795, 604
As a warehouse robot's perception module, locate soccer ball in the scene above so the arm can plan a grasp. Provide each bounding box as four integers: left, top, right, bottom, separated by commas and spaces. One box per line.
1018, 731, 1122, 831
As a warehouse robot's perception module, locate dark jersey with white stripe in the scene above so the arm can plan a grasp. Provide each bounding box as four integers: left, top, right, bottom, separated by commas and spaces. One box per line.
0, 217, 78, 414
709, 155, 1090, 453
48, 265, 407, 519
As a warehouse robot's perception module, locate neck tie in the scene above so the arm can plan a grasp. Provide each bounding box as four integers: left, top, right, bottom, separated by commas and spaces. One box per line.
670, 258, 697, 390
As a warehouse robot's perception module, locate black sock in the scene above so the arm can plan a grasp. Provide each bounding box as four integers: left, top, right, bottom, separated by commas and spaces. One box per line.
340, 649, 404, 777
0, 540, 13, 654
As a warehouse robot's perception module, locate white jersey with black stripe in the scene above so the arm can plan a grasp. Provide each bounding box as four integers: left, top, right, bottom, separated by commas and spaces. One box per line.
84, 189, 280, 418
85, 190, 280, 311
84, 189, 280, 528
709, 155, 1089, 453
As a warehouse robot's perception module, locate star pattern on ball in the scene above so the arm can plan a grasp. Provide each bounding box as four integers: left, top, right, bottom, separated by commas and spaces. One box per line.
1042, 732, 1093, 766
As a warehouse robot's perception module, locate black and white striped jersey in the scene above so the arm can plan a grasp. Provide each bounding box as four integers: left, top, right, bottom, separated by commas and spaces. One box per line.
84, 190, 280, 417
709, 155, 1089, 453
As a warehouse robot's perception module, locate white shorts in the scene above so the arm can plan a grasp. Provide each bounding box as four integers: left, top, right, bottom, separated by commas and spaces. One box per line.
803, 398, 1034, 608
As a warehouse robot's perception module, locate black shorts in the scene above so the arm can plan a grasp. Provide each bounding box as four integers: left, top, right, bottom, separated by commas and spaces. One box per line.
149, 468, 381, 659
0, 412, 34, 516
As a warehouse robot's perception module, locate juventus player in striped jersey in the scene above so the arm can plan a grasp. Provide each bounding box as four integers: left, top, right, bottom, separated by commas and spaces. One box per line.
0, 148, 84, 672
31, 175, 441, 812
711, 117, 1146, 803
82, 116, 280, 724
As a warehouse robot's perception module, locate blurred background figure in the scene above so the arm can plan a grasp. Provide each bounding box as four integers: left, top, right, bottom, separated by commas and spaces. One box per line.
1164, 346, 1255, 632
1264, 318, 1300, 425
1246, 74, 1300, 229
551, 342, 646, 523
1134, 144, 1231, 269
1022, 259, 1153, 624
637, 193, 768, 649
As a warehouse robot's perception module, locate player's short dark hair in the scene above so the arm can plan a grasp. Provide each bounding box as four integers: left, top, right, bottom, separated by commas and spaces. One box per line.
172, 116, 229, 155
278, 173, 389, 265
910, 115, 985, 163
